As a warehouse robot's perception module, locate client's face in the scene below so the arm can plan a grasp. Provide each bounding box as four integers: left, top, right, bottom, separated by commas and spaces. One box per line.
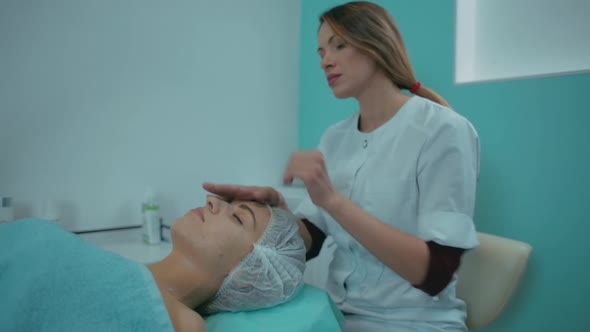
171, 195, 271, 280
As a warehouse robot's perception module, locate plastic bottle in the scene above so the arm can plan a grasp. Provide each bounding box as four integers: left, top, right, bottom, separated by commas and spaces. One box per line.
0, 196, 14, 224
142, 188, 161, 245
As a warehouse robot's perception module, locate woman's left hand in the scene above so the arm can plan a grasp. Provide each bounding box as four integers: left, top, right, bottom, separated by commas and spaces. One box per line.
284, 150, 339, 209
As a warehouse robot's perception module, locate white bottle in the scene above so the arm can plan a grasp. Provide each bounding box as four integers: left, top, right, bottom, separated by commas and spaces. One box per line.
142, 188, 161, 245
0, 196, 14, 224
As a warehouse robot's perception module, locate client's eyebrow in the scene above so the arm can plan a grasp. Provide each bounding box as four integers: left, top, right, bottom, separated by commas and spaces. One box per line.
239, 204, 257, 230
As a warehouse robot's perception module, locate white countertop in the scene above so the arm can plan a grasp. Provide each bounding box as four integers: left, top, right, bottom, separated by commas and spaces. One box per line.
78, 228, 172, 264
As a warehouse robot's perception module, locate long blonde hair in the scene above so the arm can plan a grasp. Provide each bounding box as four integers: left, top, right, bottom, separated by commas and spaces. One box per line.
320, 1, 450, 108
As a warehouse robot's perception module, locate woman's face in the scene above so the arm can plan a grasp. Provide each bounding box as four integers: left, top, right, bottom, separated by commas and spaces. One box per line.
171, 195, 271, 280
317, 23, 378, 99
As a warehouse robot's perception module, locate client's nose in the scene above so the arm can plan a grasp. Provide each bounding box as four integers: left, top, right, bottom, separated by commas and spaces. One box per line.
206, 195, 228, 215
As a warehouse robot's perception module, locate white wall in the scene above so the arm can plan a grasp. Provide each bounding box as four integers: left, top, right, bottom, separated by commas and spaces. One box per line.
0, 0, 301, 231
455, 0, 590, 83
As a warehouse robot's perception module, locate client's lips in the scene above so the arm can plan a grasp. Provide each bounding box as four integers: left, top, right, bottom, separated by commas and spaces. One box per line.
191, 207, 205, 222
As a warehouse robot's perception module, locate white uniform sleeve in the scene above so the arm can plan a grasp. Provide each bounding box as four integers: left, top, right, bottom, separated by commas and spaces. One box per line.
416, 118, 480, 249
291, 133, 331, 234
292, 194, 328, 234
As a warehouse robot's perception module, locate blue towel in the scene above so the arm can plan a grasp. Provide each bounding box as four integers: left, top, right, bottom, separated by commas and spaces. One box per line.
0, 219, 174, 332
205, 284, 345, 332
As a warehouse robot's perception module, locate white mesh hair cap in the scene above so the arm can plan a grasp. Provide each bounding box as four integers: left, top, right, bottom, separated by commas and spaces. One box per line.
199, 205, 306, 314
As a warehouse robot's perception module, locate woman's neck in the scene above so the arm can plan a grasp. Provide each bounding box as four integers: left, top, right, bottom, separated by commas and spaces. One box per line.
147, 251, 219, 310
355, 73, 411, 133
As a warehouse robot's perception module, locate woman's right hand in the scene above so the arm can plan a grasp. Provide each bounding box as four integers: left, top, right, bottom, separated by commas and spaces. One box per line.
202, 183, 289, 211
204, 182, 312, 251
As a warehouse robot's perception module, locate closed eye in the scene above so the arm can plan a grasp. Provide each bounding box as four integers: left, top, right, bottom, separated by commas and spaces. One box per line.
233, 214, 243, 225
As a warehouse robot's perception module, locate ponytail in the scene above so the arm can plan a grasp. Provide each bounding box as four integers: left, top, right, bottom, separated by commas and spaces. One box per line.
411, 83, 451, 108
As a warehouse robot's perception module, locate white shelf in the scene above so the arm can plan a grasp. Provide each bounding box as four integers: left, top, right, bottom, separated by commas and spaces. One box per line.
455, 0, 590, 84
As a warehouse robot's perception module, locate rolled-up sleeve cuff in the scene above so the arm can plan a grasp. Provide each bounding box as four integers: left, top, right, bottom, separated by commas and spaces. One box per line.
293, 198, 328, 234
417, 211, 479, 249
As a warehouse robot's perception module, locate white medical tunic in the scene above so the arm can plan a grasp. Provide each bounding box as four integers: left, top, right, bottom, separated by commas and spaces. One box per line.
294, 96, 480, 331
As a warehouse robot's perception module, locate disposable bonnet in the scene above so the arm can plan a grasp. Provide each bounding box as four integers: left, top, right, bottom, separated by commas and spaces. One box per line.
200, 206, 306, 314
